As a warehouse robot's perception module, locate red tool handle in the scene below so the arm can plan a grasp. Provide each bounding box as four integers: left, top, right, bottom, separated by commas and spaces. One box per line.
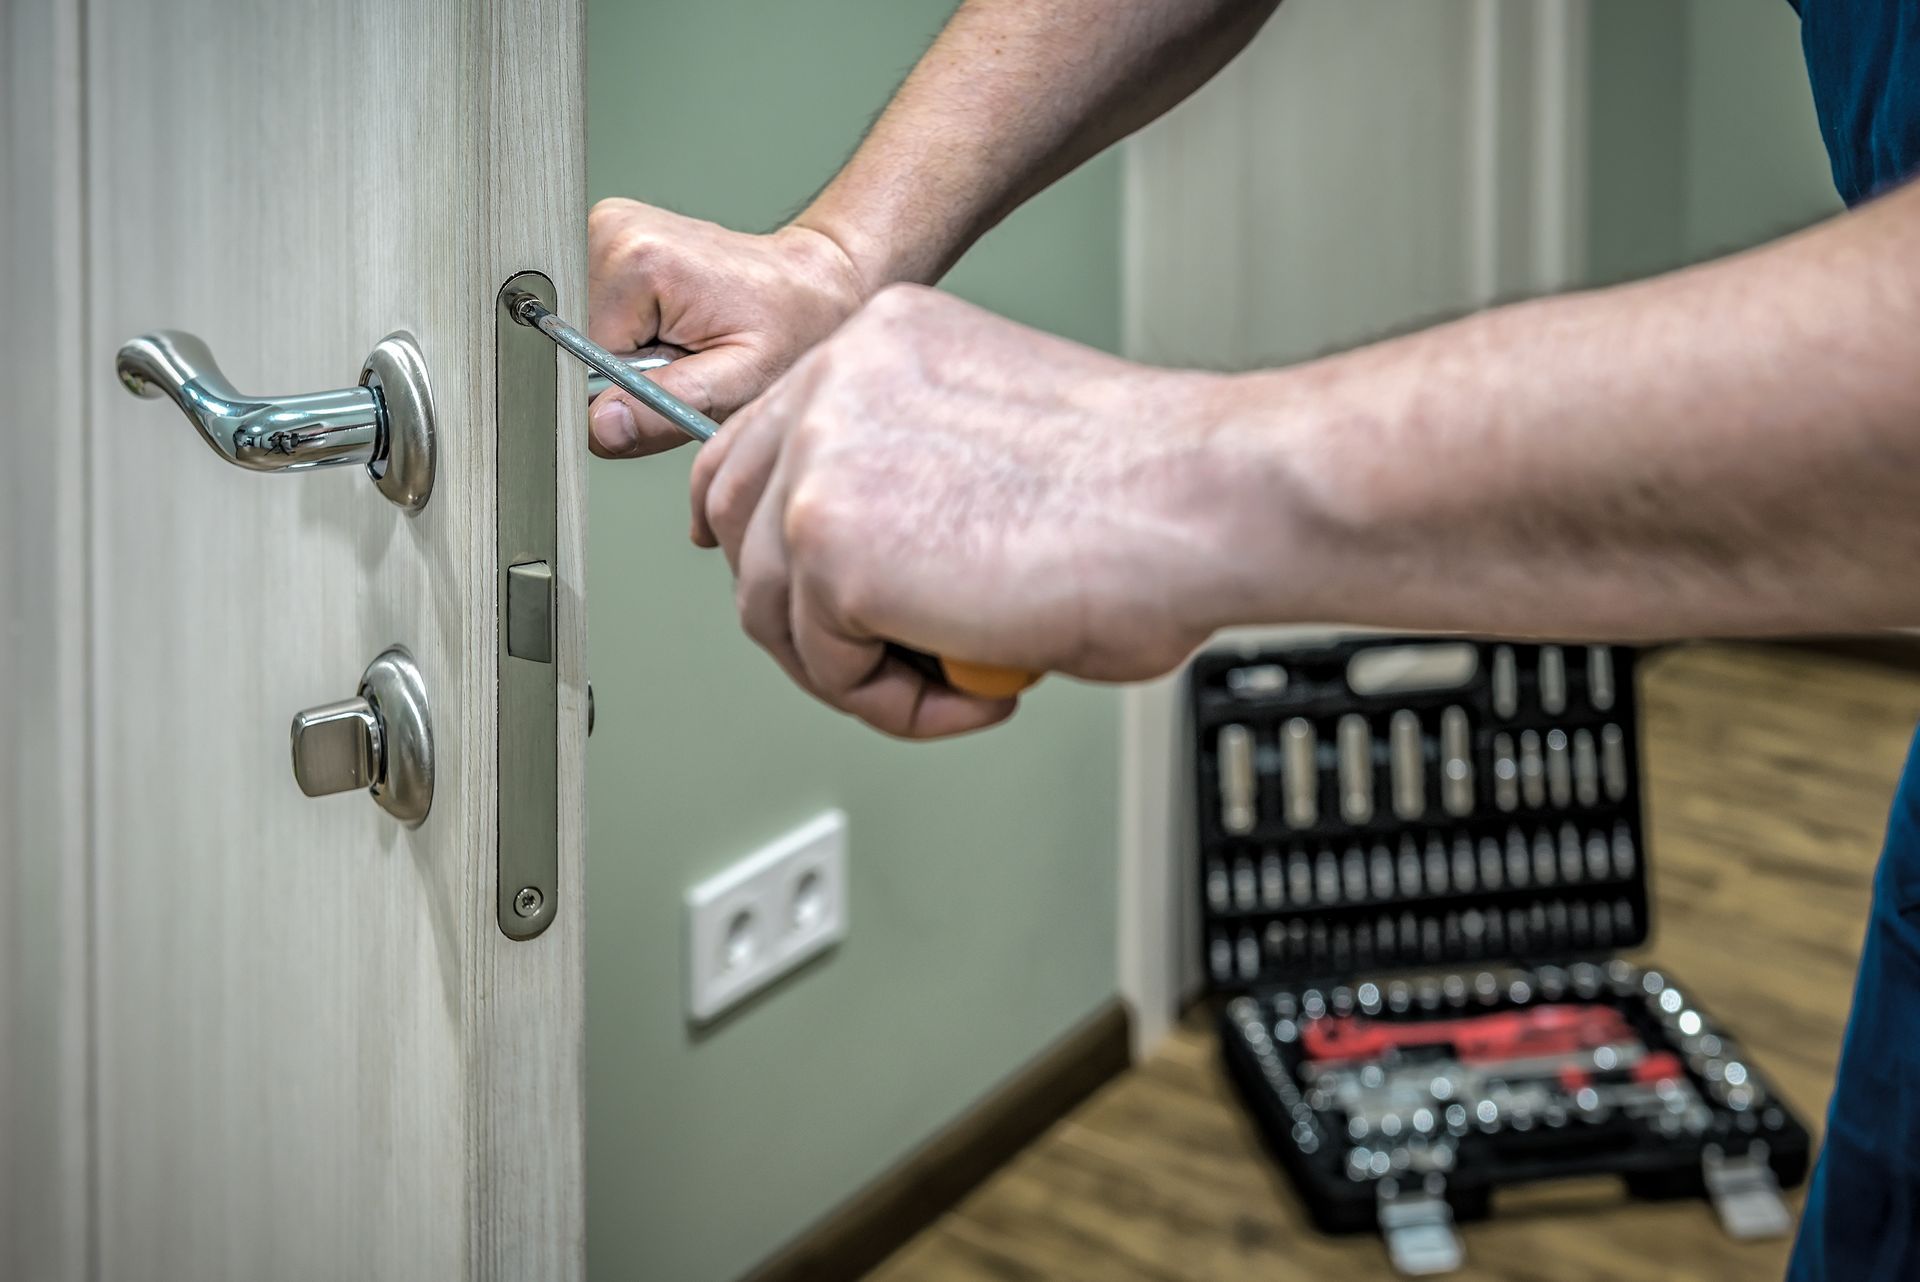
1301, 1005, 1637, 1065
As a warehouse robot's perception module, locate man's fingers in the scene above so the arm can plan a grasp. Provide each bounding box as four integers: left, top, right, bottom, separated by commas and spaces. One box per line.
688, 370, 800, 558
588, 347, 761, 460
731, 466, 815, 693
790, 578, 1016, 740
589, 391, 671, 458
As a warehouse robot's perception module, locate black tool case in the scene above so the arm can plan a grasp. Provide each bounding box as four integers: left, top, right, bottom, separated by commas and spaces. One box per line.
1189, 636, 1811, 1274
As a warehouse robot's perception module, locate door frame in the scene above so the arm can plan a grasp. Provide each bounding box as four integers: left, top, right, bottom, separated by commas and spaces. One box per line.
1114, 0, 1591, 1057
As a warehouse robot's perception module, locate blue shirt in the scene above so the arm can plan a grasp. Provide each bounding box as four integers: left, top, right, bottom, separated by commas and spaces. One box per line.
1791, 0, 1920, 203
1784, 5, 1920, 1279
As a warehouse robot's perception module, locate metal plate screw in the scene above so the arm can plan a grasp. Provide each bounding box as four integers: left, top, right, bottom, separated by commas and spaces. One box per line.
513, 886, 544, 919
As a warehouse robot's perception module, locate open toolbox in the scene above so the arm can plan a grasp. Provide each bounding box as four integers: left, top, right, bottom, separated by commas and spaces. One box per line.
1190, 636, 1811, 1275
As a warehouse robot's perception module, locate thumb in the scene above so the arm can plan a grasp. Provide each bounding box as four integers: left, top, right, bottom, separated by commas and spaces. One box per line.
588, 345, 766, 458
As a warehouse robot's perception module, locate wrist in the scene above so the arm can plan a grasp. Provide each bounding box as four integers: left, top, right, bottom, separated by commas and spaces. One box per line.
792, 167, 977, 290
787, 204, 900, 296
768, 221, 876, 320
1178, 366, 1356, 634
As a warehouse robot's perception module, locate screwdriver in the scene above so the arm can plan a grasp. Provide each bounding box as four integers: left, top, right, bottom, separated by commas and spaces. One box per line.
505, 291, 1041, 701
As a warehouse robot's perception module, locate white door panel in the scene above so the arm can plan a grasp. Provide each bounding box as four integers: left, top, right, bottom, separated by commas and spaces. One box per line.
75, 0, 587, 1276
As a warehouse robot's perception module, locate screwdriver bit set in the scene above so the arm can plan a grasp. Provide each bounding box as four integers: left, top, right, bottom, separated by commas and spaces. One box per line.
1189, 637, 1810, 1274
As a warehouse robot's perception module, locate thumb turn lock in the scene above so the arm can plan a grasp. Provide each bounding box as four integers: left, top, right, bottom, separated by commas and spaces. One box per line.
290, 647, 434, 826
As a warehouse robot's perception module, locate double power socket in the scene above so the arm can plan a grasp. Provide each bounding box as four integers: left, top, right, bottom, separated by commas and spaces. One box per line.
685, 809, 849, 1022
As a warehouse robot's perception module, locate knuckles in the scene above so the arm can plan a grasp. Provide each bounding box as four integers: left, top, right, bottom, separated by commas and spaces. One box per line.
703, 469, 754, 548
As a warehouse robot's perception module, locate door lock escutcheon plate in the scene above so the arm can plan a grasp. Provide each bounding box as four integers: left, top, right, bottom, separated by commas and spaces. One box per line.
497, 272, 561, 939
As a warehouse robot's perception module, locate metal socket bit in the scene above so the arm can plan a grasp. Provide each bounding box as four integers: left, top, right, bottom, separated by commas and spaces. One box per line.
1492, 645, 1518, 718
1316, 850, 1342, 903
1539, 645, 1567, 714
1343, 847, 1368, 901
1218, 723, 1256, 834
1480, 837, 1504, 890
1546, 728, 1572, 808
1519, 730, 1546, 808
1493, 732, 1519, 812
1587, 830, 1611, 881
1452, 837, 1477, 893
1612, 823, 1637, 878
1440, 705, 1474, 817
1233, 857, 1257, 909
1398, 840, 1424, 896
1283, 718, 1319, 827
1601, 723, 1629, 801
1560, 823, 1584, 882
1573, 728, 1600, 807
1262, 851, 1285, 908
1289, 851, 1314, 904
1506, 829, 1531, 886
1206, 860, 1230, 911
1338, 714, 1374, 823
1227, 663, 1288, 697
1390, 710, 1426, 820
1587, 646, 1615, 711
1534, 830, 1558, 885
1371, 844, 1396, 899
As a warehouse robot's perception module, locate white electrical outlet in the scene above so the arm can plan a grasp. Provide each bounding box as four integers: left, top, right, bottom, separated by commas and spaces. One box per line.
685, 809, 848, 1023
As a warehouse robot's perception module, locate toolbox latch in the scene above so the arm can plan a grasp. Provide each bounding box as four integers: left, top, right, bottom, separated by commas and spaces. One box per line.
1377, 1182, 1464, 1276
1703, 1143, 1793, 1240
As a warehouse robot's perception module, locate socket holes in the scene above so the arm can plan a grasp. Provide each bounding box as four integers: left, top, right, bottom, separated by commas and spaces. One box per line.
723, 908, 758, 973
1347, 643, 1478, 697
792, 870, 826, 932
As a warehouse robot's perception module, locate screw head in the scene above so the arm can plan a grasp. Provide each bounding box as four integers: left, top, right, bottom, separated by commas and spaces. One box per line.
513, 886, 545, 919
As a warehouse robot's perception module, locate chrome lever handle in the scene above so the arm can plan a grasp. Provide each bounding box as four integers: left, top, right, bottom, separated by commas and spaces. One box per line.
115, 329, 437, 511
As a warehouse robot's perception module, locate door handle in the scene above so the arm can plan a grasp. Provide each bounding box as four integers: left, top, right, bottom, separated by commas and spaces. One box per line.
115, 329, 438, 511
290, 647, 434, 826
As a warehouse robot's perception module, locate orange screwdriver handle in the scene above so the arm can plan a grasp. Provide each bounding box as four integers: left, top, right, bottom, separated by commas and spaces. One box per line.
886, 644, 1043, 699
939, 658, 1044, 699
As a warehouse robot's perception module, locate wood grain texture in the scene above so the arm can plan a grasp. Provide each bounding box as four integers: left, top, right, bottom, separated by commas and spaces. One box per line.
0, 2, 91, 1280
476, 0, 588, 1278
82, 0, 582, 1278
874, 644, 1914, 1282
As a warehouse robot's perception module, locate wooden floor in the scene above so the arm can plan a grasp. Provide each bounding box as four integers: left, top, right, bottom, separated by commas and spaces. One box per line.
872, 644, 1920, 1282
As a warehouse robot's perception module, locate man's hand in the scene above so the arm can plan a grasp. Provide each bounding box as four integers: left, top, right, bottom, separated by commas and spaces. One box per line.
688, 285, 1238, 738
586, 200, 869, 457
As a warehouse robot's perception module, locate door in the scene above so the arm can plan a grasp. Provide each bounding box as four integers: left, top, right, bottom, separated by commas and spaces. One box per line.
76, 0, 586, 1276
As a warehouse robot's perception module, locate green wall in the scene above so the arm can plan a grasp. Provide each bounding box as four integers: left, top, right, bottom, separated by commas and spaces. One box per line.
583, 5, 1123, 1281
1586, 0, 1839, 287
1681, 0, 1840, 261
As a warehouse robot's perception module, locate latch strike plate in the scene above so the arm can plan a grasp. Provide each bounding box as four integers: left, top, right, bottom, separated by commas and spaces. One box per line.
495, 271, 562, 940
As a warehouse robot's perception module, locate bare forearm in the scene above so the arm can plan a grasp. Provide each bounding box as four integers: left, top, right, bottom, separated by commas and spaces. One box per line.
1200, 179, 1920, 639
796, 0, 1279, 289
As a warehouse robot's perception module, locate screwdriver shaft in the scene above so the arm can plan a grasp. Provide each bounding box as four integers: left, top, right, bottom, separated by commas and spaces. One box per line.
506, 291, 719, 443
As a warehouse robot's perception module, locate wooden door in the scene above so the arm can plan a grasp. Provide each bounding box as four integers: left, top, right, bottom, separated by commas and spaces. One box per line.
72, 0, 587, 1277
